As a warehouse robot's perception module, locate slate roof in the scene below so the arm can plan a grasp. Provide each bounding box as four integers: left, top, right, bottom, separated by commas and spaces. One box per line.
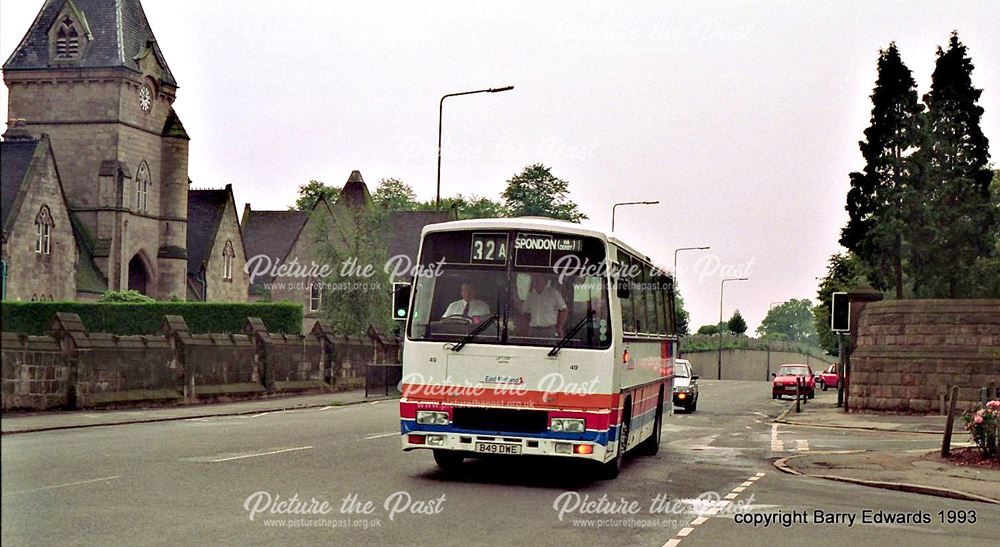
3, 0, 177, 87
241, 208, 309, 288
0, 139, 39, 231
336, 170, 373, 210
186, 187, 230, 275
384, 210, 453, 273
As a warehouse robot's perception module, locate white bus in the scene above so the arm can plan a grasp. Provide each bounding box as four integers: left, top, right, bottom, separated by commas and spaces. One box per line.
398, 218, 677, 478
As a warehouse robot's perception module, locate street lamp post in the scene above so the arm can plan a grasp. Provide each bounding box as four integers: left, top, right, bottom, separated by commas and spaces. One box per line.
436, 86, 514, 209
673, 246, 710, 287
718, 277, 749, 380
611, 201, 659, 232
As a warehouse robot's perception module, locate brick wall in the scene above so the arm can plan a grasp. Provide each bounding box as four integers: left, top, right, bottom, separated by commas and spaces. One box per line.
1, 313, 400, 411
849, 299, 1000, 413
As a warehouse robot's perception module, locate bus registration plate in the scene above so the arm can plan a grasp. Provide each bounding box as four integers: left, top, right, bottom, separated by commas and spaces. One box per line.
475, 442, 521, 455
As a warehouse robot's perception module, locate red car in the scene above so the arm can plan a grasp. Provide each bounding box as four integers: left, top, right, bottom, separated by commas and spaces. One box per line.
771, 364, 815, 399
814, 364, 839, 391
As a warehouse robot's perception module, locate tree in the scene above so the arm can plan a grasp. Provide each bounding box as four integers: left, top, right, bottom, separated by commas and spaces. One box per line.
696, 324, 719, 336
813, 253, 868, 355
501, 163, 587, 222
415, 194, 507, 219
372, 178, 418, 211
674, 291, 691, 336
840, 43, 924, 298
293, 180, 341, 211
727, 309, 747, 335
912, 32, 995, 297
757, 299, 818, 345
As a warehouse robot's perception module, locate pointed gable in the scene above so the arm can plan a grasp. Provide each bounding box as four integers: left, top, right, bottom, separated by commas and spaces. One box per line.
3, 0, 177, 87
335, 170, 373, 210
186, 187, 230, 275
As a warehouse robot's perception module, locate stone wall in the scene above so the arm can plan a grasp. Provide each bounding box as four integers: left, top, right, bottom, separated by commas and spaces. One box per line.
1, 312, 401, 411
849, 299, 1000, 413
682, 349, 834, 381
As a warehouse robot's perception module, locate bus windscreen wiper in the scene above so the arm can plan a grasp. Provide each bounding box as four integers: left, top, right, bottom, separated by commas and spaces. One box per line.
451, 314, 498, 352
548, 310, 596, 357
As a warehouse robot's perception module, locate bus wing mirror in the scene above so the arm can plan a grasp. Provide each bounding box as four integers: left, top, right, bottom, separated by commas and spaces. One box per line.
392, 282, 411, 321
616, 277, 631, 299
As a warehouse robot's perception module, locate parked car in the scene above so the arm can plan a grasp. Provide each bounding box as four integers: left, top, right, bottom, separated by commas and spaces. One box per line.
815, 363, 839, 391
673, 359, 699, 412
771, 364, 815, 399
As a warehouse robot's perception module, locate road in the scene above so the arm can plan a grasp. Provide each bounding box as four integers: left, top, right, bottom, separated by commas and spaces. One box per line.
2, 381, 997, 546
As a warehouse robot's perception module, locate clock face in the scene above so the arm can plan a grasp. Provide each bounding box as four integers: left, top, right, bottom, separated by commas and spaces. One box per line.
138, 85, 152, 112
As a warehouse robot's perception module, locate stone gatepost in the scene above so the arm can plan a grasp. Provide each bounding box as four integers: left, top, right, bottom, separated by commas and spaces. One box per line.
244, 317, 273, 393
48, 312, 89, 410
311, 321, 336, 387
162, 315, 193, 400
845, 285, 884, 412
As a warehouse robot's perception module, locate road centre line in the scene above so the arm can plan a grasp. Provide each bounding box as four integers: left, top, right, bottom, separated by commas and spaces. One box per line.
209, 446, 313, 462
8, 475, 121, 495
365, 432, 399, 440
661, 472, 766, 547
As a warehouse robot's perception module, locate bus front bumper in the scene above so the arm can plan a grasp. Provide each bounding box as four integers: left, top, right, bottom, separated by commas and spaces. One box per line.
401, 431, 610, 462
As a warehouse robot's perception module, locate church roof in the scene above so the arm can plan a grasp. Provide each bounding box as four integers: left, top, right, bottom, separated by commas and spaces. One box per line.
383, 210, 453, 276
0, 139, 39, 232
241, 208, 309, 288
186, 187, 231, 276
3, 0, 177, 87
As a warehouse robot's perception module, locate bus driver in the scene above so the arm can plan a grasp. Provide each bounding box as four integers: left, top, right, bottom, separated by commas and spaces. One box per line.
442, 283, 490, 322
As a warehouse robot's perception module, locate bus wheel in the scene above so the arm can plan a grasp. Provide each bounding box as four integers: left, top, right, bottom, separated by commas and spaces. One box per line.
600, 411, 630, 480
433, 450, 463, 472
640, 393, 663, 455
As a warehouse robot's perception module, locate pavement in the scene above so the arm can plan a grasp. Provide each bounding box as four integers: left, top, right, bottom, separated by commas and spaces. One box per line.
1, 389, 393, 435
772, 391, 998, 504
3, 381, 999, 546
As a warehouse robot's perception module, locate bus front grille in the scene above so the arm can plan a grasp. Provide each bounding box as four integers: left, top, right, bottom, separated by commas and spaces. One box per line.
452, 407, 548, 434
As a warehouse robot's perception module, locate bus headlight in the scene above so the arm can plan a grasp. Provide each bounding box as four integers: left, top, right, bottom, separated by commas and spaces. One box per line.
550, 418, 586, 433
416, 411, 449, 425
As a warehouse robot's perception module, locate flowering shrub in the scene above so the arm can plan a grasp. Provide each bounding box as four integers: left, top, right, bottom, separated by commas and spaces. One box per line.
961, 400, 999, 459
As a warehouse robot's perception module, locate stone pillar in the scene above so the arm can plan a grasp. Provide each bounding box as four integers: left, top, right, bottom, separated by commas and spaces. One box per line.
311, 321, 336, 386
244, 317, 273, 392
48, 312, 88, 410
845, 285, 884, 412
163, 314, 193, 400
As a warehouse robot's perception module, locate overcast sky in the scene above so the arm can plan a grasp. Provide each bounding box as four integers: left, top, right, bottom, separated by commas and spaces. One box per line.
2, 0, 998, 332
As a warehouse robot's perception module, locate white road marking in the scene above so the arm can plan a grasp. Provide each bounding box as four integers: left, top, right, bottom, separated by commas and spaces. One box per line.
662, 472, 766, 546
723, 493, 739, 500
8, 475, 121, 495
207, 446, 313, 463
365, 432, 399, 440
795, 439, 810, 451
663, 540, 681, 547
732, 486, 746, 493
740, 481, 753, 487
755, 472, 766, 477
690, 516, 708, 525
677, 527, 694, 537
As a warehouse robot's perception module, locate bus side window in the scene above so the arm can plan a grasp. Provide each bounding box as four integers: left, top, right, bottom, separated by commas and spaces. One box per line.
653, 274, 666, 334
619, 256, 636, 333
643, 263, 657, 335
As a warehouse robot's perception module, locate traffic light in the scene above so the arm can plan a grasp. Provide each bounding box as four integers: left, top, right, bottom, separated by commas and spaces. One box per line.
392, 283, 411, 321
830, 292, 849, 332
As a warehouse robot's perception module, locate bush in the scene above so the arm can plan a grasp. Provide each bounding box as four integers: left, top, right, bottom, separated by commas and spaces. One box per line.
98, 290, 155, 303
1, 301, 303, 335
962, 401, 999, 459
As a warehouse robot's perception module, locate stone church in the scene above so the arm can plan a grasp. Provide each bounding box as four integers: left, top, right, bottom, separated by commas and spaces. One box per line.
1, 0, 248, 302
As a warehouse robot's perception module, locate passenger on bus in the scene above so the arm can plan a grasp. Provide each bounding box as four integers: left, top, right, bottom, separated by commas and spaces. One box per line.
519, 274, 568, 338
442, 282, 490, 322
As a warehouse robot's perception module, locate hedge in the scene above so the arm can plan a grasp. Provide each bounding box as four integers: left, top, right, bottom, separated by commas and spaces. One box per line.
0, 301, 304, 335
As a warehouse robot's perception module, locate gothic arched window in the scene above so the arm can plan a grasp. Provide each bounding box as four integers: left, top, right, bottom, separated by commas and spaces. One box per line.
34, 206, 54, 254
135, 162, 150, 212
55, 17, 80, 60
223, 240, 235, 281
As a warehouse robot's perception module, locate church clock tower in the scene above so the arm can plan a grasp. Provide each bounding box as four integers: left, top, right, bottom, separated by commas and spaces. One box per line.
3, 0, 190, 299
